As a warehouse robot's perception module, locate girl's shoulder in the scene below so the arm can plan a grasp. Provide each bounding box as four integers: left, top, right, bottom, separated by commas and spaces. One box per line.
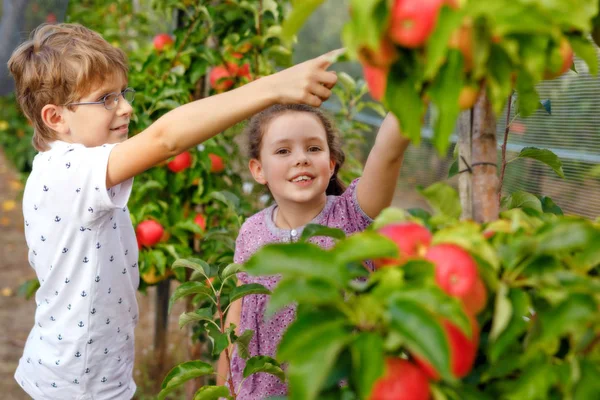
237, 205, 275, 240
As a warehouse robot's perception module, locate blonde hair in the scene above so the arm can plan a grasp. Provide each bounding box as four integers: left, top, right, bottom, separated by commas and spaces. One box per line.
7, 23, 129, 151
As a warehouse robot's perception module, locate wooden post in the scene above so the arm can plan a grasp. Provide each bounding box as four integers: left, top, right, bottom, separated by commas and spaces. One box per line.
458, 89, 500, 223
154, 279, 170, 370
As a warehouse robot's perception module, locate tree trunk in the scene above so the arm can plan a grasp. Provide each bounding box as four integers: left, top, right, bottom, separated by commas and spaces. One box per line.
154, 280, 170, 370
458, 90, 499, 223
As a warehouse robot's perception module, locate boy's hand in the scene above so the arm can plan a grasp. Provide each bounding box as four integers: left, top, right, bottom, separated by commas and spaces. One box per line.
265, 49, 342, 107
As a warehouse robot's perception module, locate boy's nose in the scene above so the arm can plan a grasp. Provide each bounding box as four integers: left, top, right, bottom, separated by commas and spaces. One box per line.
117, 95, 133, 116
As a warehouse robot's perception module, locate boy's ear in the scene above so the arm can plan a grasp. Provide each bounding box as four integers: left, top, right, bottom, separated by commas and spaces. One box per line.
249, 158, 267, 185
41, 104, 69, 135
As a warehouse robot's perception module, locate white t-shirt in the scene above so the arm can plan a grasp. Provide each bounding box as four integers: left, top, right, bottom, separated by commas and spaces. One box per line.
15, 141, 140, 400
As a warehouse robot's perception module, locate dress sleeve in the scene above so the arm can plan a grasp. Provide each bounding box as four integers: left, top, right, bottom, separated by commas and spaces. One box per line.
334, 178, 373, 235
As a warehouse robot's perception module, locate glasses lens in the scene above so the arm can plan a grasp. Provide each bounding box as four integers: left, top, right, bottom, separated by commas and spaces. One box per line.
123, 89, 135, 104
104, 93, 119, 110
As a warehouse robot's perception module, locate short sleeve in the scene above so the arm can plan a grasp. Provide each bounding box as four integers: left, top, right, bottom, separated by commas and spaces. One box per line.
40, 143, 133, 225
333, 178, 373, 235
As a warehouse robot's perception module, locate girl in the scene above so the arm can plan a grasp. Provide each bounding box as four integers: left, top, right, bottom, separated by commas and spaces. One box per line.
219, 104, 410, 398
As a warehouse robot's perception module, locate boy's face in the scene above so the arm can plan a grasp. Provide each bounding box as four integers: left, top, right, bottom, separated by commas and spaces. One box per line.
60, 75, 133, 147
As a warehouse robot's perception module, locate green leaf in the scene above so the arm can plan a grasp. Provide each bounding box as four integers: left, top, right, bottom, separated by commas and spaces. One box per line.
515, 147, 564, 178
169, 282, 214, 313
351, 333, 385, 399
192, 385, 231, 400
230, 283, 271, 303
535, 293, 597, 345
504, 363, 557, 400
385, 54, 425, 144
536, 218, 599, 254
243, 356, 285, 382
539, 196, 563, 215
343, 0, 390, 56
448, 158, 459, 178
575, 360, 600, 400
333, 231, 399, 266
569, 36, 598, 76
300, 224, 346, 242
428, 50, 464, 155
281, 0, 325, 40
418, 182, 461, 219
235, 329, 254, 360
424, 6, 464, 79
490, 283, 512, 341
205, 322, 229, 356
278, 310, 351, 400
245, 243, 347, 286
489, 289, 530, 362
503, 191, 543, 213
179, 307, 215, 329
159, 361, 214, 400
220, 263, 244, 280
172, 258, 212, 278
390, 287, 472, 338
266, 277, 343, 317
372, 207, 410, 230
388, 298, 452, 381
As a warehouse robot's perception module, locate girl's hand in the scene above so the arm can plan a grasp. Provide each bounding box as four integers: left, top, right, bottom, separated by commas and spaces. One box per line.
265, 49, 341, 107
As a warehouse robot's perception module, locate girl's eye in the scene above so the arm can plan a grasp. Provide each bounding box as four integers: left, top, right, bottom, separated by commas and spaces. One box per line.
276, 149, 289, 155
308, 146, 321, 152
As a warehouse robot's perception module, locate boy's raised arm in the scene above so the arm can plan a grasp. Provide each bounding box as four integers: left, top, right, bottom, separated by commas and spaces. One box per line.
356, 113, 410, 219
106, 52, 339, 188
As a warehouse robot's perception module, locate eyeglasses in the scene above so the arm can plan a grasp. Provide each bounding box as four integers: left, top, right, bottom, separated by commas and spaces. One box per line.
65, 88, 135, 110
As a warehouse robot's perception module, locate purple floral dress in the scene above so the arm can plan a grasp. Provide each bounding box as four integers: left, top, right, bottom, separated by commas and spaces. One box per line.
230, 179, 372, 399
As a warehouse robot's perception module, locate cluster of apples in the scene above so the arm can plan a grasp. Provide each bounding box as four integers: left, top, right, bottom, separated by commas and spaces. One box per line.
359, 0, 573, 110
209, 51, 253, 93
166, 151, 225, 174
369, 221, 487, 399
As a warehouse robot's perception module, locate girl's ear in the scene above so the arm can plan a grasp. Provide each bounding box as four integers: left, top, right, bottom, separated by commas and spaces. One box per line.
249, 158, 267, 185
329, 159, 336, 177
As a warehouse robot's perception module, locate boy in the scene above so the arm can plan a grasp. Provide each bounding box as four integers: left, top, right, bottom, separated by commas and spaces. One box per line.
8, 23, 337, 399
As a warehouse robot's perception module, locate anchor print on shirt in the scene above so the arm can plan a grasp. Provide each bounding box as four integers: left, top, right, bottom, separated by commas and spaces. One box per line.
113, 222, 117, 230
65, 278, 70, 284
85, 368, 90, 374
118, 297, 123, 304
51, 382, 57, 388
32, 250, 37, 256
109, 255, 114, 262
108, 287, 112, 294
33, 204, 38, 211
88, 338, 93, 344
106, 318, 111, 325
54, 216, 61, 222
122, 268, 127, 274
55, 360, 60, 366
43, 185, 49, 192
95, 186, 100, 192
38, 359, 42, 365
78, 321, 85, 327
124, 249, 128, 256
74, 351, 82, 358
79, 226, 91, 232
50, 316, 56, 321
83, 257, 89, 263
67, 304, 71, 310
81, 291, 87, 297
96, 242, 101, 249
88, 207, 94, 213
62, 247, 69, 253
95, 275, 100, 283
76, 188, 81, 193
73, 379, 79, 385
66, 162, 71, 169
131, 262, 138, 269
41, 235, 46, 242
104, 348, 109, 355
91, 308, 97, 315
101, 377, 107, 383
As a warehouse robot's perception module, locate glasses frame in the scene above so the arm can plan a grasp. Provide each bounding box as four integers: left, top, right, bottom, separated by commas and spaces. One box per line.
65, 87, 135, 110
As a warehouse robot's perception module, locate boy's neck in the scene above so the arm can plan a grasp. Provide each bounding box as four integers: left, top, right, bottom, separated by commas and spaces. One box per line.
273, 195, 328, 230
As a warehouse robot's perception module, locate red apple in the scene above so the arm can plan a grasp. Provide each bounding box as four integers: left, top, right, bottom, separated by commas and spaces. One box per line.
209, 66, 235, 92
544, 38, 573, 79
388, 0, 445, 48
194, 214, 207, 231
358, 38, 399, 68
46, 13, 57, 24
375, 222, 432, 267
136, 220, 164, 248
153, 33, 174, 52
426, 243, 478, 297
459, 277, 487, 316
209, 153, 225, 173
415, 316, 479, 380
363, 65, 388, 101
369, 358, 431, 400
167, 151, 192, 173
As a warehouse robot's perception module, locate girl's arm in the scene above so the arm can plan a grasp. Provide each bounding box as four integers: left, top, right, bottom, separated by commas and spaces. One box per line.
356, 113, 410, 218
216, 296, 242, 386
106, 51, 339, 188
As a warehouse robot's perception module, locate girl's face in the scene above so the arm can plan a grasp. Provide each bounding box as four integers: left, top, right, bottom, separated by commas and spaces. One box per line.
249, 111, 335, 208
